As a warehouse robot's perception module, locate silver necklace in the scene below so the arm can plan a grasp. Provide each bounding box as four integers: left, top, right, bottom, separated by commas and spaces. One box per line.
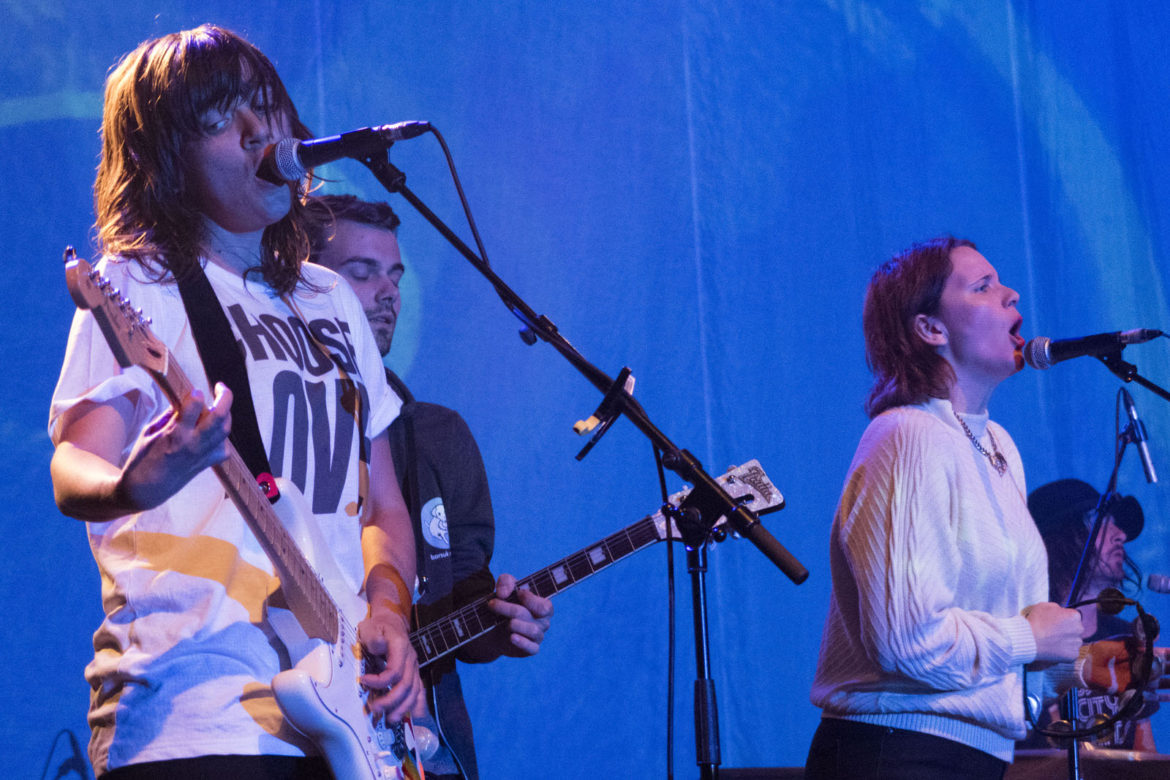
953, 411, 1008, 476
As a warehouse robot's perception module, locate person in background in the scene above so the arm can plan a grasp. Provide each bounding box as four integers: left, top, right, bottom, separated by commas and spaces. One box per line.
306, 194, 553, 780
805, 236, 1084, 779
1026, 479, 1157, 752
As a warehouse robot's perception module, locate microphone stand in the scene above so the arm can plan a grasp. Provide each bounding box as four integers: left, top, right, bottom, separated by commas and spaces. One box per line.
1057, 401, 1139, 780
358, 151, 809, 777
664, 502, 725, 779
1046, 351, 1167, 779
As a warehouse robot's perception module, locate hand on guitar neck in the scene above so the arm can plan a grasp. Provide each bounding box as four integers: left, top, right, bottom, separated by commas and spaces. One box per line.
52, 382, 234, 522
119, 384, 235, 511
459, 573, 555, 663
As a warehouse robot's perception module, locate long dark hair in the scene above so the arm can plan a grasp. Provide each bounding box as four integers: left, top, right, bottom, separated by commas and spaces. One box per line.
94, 25, 313, 294
1044, 512, 1142, 605
863, 236, 974, 418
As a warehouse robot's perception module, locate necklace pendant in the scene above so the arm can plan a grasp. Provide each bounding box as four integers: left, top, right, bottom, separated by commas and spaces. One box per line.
991, 453, 1008, 476
953, 410, 1009, 477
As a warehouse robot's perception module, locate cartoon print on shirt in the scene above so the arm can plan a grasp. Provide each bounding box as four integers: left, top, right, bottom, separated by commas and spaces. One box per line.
420, 496, 451, 551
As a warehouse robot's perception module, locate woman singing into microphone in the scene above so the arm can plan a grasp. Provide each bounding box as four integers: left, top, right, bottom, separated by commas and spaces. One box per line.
804, 237, 1084, 779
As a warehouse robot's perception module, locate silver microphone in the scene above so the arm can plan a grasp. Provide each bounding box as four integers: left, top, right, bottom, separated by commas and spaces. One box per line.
1148, 573, 1170, 594
258, 121, 431, 183
1024, 328, 1162, 370
1122, 387, 1158, 483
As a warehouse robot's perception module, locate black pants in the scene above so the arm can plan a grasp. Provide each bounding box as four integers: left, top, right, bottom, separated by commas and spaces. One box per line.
804, 718, 1008, 780
101, 756, 463, 780
100, 755, 331, 780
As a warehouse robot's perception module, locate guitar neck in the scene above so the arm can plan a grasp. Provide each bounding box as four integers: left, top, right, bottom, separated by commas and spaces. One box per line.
412, 511, 667, 668
141, 348, 339, 642
213, 453, 339, 641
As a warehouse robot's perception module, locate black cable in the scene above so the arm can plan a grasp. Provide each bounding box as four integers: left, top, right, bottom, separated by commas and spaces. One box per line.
654, 446, 676, 780
38, 729, 90, 780
427, 128, 492, 270
401, 126, 540, 344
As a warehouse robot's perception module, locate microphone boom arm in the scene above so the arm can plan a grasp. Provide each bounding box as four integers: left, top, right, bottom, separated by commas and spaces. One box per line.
1098, 352, 1170, 404
357, 150, 808, 584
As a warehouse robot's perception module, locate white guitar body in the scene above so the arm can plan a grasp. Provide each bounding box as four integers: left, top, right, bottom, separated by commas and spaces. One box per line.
265, 481, 422, 780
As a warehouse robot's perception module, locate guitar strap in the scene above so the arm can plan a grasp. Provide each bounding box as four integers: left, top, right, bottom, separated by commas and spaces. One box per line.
384, 370, 430, 598
175, 265, 279, 501
401, 405, 431, 597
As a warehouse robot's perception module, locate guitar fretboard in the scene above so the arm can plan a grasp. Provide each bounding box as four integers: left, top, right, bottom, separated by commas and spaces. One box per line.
73, 257, 339, 643
411, 512, 666, 667
155, 353, 341, 643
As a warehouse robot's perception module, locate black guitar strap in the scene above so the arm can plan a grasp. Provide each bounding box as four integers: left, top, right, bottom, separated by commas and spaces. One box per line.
175, 266, 279, 501
403, 404, 429, 596
383, 369, 429, 593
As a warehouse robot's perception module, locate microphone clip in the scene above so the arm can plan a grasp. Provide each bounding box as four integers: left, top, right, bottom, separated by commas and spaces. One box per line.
1098, 350, 1139, 383
1119, 386, 1158, 483
573, 367, 635, 461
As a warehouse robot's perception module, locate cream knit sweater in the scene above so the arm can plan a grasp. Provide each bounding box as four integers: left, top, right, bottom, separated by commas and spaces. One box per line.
810, 397, 1046, 762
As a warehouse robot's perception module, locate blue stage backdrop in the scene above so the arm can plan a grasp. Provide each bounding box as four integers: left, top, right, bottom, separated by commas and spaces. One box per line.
3, 2, 1169, 776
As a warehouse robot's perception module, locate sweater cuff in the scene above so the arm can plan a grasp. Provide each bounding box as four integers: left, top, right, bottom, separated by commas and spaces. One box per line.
1072, 643, 1092, 688
1005, 614, 1038, 666
1046, 656, 1086, 695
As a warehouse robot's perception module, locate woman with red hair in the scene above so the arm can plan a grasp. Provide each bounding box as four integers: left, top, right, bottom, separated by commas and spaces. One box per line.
805, 237, 1083, 779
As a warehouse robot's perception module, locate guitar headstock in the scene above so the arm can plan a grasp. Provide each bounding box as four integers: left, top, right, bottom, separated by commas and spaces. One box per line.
653, 459, 783, 543
64, 248, 169, 379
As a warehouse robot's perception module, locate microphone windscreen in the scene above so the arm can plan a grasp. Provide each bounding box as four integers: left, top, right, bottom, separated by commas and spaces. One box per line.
1023, 337, 1052, 370
272, 137, 305, 181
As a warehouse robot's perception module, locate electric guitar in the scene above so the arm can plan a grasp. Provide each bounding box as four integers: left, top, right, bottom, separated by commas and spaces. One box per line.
65, 250, 421, 780
410, 459, 782, 670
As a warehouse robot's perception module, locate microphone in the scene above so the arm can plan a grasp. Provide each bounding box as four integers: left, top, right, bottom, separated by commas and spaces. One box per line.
1122, 387, 1158, 483
1023, 328, 1162, 370
1148, 573, 1170, 594
257, 121, 431, 183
